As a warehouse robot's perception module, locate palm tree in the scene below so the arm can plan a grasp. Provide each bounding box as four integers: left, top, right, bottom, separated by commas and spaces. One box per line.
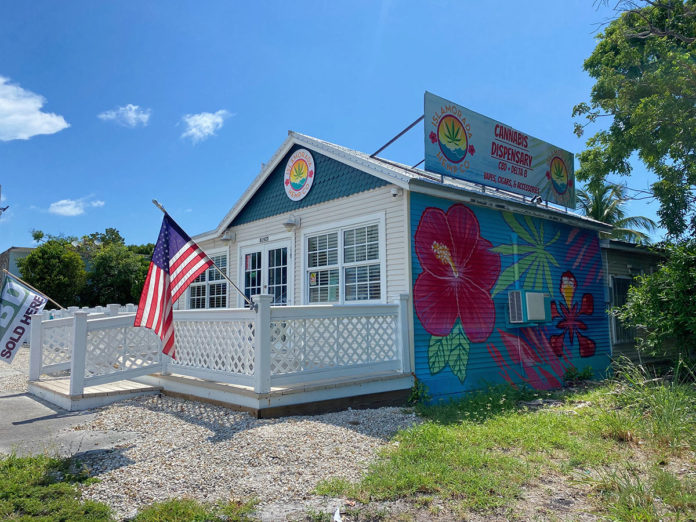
576, 182, 657, 243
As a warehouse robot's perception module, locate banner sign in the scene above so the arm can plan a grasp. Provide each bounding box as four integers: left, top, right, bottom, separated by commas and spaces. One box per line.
424, 92, 575, 208
0, 277, 47, 364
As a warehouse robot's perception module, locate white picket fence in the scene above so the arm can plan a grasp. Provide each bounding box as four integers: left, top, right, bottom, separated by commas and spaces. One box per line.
29, 294, 411, 396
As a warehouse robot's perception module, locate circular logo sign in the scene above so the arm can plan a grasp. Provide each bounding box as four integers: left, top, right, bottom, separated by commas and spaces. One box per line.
548, 156, 569, 195
437, 114, 469, 164
284, 149, 315, 201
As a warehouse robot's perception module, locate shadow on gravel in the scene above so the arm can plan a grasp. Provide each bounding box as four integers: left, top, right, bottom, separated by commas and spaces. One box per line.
74, 445, 136, 476
102, 395, 419, 444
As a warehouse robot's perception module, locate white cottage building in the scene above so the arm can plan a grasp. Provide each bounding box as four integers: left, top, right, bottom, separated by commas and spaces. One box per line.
28, 131, 615, 415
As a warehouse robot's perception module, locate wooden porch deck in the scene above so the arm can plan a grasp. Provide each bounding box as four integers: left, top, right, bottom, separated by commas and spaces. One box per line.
28, 379, 162, 411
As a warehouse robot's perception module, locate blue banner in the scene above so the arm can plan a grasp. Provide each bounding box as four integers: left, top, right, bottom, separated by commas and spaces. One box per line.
424, 92, 575, 208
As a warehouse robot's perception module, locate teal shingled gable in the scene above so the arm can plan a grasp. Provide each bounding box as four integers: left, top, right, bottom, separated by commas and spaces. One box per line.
231, 144, 388, 226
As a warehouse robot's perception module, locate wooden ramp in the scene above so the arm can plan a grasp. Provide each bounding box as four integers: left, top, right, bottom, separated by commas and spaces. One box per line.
28, 379, 162, 411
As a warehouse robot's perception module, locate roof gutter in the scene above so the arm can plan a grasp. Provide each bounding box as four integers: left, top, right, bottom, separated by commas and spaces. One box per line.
408, 178, 612, 233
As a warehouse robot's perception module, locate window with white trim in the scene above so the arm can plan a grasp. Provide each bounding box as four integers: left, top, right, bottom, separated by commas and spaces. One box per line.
188, 253, 228, 309
306, 222, 382, 303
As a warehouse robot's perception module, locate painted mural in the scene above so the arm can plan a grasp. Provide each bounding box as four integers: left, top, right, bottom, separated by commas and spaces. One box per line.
410, 192, 611, 400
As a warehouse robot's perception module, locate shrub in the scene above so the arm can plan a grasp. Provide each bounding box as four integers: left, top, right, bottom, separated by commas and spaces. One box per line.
617, 240, 696, 360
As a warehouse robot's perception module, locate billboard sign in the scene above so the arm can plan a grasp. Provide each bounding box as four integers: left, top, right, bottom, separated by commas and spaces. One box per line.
424, 92, 575, 208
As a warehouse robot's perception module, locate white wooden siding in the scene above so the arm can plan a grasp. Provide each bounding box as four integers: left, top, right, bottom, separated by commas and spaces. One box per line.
194, 185, 408, 307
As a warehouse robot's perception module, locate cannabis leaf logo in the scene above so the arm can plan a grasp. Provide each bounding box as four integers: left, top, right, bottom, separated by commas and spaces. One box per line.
442, 119, 463, 147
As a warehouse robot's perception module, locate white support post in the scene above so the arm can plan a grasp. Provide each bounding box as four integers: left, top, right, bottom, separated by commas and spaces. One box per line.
106, 304, 120, 316
397, 294, 412, 373
253, 294, 272, 394
161, 353, 171, 376
28, 312, 44, 381
69, 311, 89, 397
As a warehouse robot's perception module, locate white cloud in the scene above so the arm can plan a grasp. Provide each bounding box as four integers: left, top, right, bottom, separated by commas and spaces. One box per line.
48, 197, 105, 217
0, 76, 69, 141
98, 104, 151, 127
181, 109, 231, 143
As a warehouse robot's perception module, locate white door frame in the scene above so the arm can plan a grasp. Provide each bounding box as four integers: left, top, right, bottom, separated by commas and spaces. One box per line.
238, 238, 294, 306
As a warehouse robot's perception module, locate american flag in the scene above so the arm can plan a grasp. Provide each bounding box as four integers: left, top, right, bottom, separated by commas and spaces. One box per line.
134, 214, 213, 358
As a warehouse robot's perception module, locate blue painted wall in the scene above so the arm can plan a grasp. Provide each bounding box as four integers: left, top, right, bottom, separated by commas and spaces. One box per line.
231, 144, 388, 226
410, 191, 611, 401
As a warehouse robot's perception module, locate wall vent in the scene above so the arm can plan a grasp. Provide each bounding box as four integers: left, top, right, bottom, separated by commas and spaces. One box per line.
508, 290, 524, 323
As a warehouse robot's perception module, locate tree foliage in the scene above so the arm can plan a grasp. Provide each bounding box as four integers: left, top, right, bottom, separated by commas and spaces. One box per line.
83, 244, 150, 306
16, 240, 87, 308
574, 0, 696, 238
17, 229, 153, 308
617, 240, 696, 357
576, 181, 657, 242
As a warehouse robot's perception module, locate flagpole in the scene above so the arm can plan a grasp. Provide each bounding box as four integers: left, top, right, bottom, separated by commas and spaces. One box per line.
151, 200, 255, 309
2, 269, 66, 310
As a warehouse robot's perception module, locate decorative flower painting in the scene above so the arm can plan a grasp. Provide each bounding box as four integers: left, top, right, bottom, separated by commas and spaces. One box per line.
550, 271, 597, 358
414, 204, 500, 383
410, 193, 610, 399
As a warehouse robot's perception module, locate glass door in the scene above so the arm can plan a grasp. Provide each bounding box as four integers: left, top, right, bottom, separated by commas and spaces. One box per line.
241, 240, 292, 306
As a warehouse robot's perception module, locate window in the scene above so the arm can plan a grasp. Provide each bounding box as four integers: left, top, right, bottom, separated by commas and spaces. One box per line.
307, 232, 339, 302
188, 253, 228, 309
612, 276, 635, 344
306, 222, 383, 303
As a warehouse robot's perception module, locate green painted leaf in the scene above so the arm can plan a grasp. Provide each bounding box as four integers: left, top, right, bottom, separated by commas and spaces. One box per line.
490, 245, 537, 255
447, 324, 470, 384
428, 334, 449, 375
492, 255, 536, 296
524, 215, 540, 242
503, 213, 536, 244
543, 261, 554, 296
546, 230, 560, 247
532, 260, 543, 291
543, 250, 560, 268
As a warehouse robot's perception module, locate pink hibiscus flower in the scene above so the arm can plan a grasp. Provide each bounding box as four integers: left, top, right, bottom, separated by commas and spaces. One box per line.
414, 204, 500, 341
429, 131, 438, 144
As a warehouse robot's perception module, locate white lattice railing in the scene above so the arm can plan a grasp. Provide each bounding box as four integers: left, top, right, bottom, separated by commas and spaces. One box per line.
268, 303, 403, 386
83, 315, 161, 385
37, 317, 73, 373
29, 294, 411, 396
168, 308, 257, 387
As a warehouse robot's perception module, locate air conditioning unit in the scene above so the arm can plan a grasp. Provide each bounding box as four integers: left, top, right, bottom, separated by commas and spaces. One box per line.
507, 290, 551, 325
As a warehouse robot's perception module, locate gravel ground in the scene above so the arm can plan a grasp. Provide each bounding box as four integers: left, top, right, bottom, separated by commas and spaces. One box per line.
0, 345, 30, 392
0, 346, 421, 520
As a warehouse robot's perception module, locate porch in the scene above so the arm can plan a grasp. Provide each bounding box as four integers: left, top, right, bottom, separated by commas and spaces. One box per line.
27, 295, 413, 416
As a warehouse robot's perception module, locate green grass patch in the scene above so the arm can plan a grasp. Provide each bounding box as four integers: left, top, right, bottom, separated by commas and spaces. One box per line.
318, 385, 624, 512
134, 497, 257, 522
583, 465, 696, 521
318, 363, 696, 518
0, 453, 111, 520
0, 453, 258, 521
611, 358, 696, 451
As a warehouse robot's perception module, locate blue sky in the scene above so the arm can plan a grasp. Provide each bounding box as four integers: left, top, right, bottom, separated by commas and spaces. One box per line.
0, 1, 662, 252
